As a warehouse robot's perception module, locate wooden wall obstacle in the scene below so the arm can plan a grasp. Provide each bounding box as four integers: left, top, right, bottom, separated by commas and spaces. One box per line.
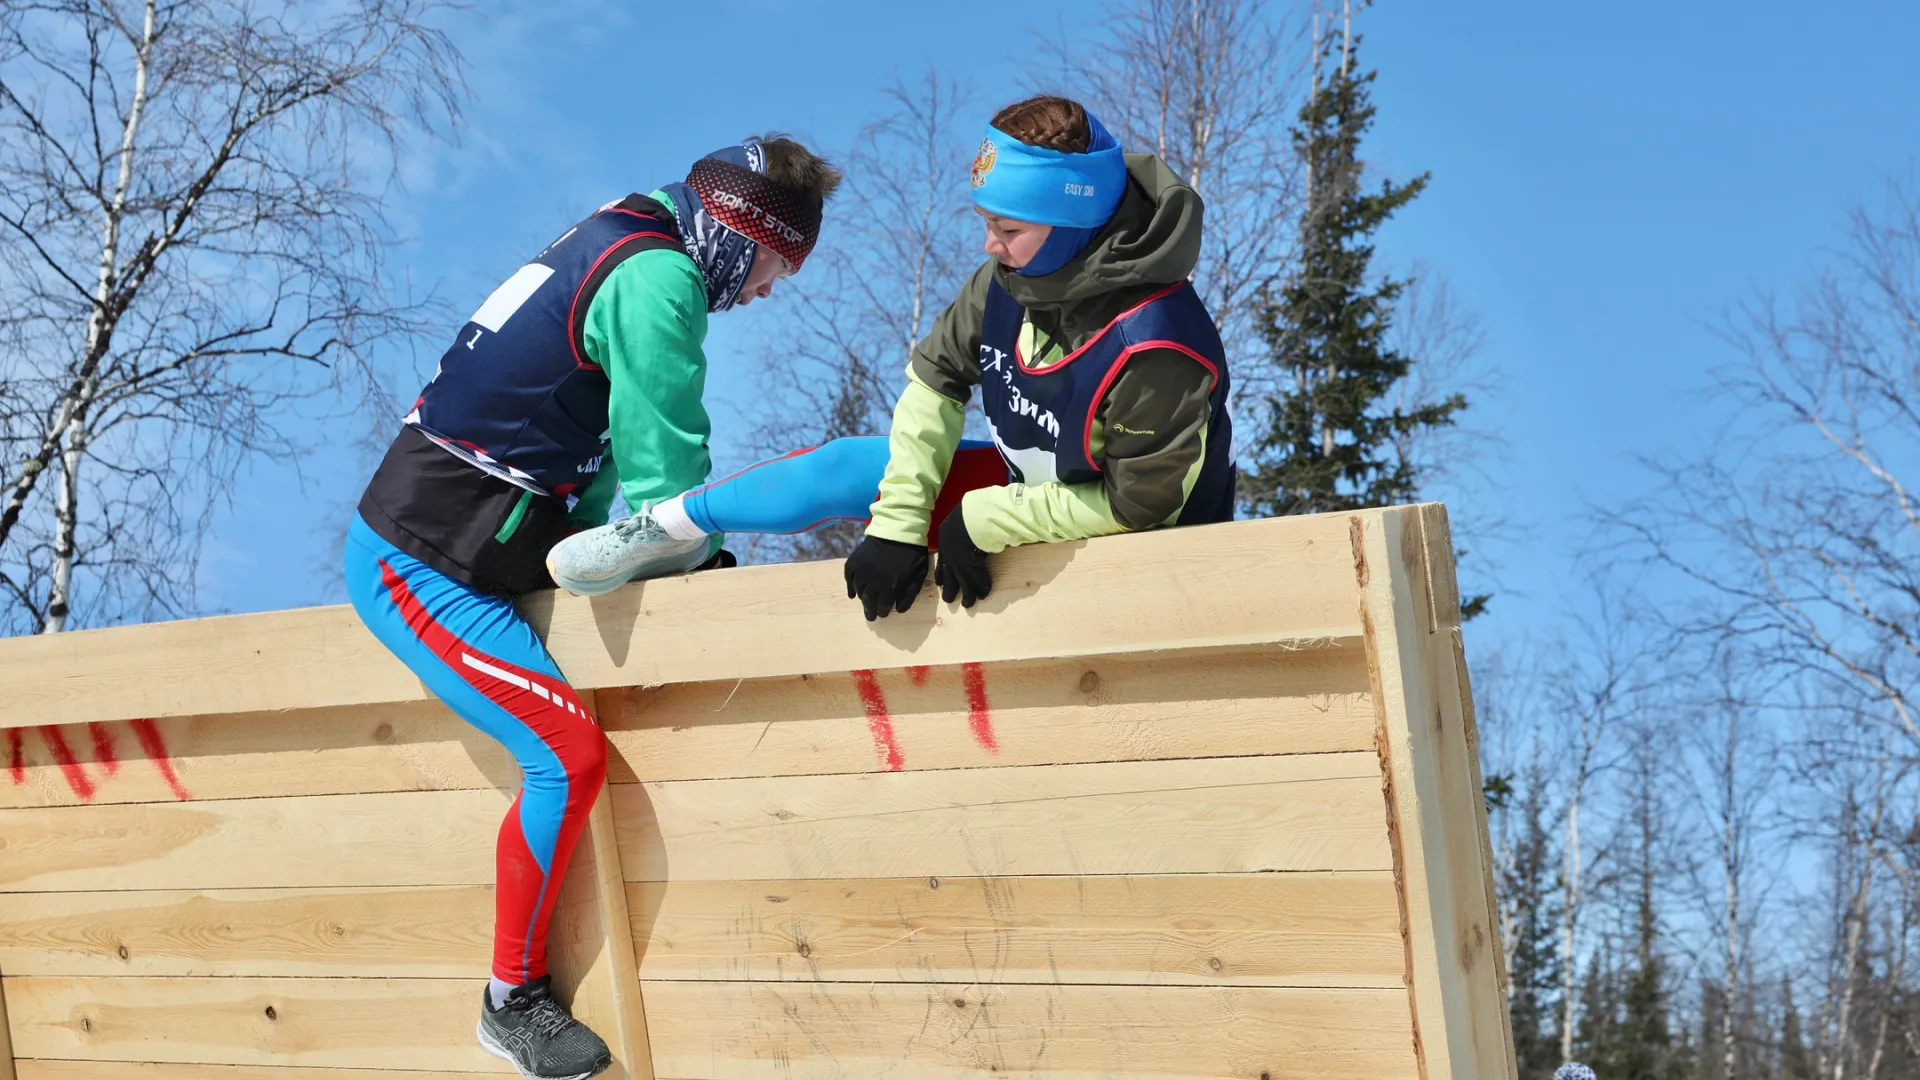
0, 504, 1515, 1079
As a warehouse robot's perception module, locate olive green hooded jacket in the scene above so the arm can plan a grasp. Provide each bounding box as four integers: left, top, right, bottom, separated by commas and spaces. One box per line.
866, 153, 1224, 552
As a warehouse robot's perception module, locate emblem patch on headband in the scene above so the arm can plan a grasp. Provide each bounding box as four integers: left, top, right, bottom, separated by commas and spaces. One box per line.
971, 138, 997, 190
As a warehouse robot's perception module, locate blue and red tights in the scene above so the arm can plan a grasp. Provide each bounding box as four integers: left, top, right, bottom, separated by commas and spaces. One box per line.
345, 514, 605, 986
679, 436, 1004, 541
342, 439, 1006, 983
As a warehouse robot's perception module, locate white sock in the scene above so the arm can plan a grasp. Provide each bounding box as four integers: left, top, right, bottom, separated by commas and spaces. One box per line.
651, 494, 707, 541
488, 977, 517, 1010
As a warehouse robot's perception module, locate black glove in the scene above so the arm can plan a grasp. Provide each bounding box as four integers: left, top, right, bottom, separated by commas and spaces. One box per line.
694, 548, 737, 572
844, 536, 929, 622
934, 509, 992, 608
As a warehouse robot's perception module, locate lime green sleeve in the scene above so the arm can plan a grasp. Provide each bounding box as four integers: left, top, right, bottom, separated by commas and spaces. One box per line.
961, 420, 1208, 552
865, 373, 967, 546
582, 248, 714, 512
960, 481, 1129, 552
566, 456, 622, 529
963, 348, 1215, 551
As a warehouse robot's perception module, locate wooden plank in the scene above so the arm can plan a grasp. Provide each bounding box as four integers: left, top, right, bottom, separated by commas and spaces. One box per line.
0, 515, 1366, 730
0, 702, 512, 809
612, 753, 1391, 882
639, 980, 1417, 1079
15, 1064, 508, 1080
0, 789, 506, 892
1, 964, 15, 1080
0, 888, 491, 978
1356, 506, 1516, 1080
0, 645, 1372, 807
600, 644, 1374, 783
629, 872, 1405, 987
2, 976, 511, 1072
547, 743, 655, 1079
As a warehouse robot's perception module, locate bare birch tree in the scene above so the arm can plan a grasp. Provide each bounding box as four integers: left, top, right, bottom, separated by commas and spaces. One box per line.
1545, 594, 1652, 1061
1043, 0, 1308, 405
742, 69, 978, 562
1607, 180, 1920, 756
1684, 659, 1781, 1080
0, 0, 462, 633
1799, 737, 1911, 1080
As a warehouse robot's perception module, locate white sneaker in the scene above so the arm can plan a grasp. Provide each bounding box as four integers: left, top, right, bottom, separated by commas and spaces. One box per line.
545, 503, 711, 597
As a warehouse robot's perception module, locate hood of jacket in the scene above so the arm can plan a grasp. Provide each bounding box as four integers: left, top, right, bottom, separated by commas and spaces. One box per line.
995, 152, 1202, 314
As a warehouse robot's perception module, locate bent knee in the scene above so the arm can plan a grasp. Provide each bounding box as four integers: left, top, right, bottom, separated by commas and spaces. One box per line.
569, 729, 608, 786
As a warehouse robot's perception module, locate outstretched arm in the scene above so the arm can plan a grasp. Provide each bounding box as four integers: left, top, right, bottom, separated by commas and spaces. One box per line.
861, 261, 996, 544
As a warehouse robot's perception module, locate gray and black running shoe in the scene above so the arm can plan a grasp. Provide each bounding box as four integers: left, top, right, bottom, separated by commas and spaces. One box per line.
476, 976, 612, 1080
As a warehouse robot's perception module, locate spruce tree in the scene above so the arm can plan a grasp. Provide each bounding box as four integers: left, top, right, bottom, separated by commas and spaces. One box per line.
1587, 748, 1681, 1080
1505, 771, 1565, 1076
1241, 8, 1465, 518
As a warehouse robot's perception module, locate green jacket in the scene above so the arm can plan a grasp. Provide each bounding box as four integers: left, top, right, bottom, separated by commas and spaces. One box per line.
563, 189, 714, 530
866, 154, 1221, 552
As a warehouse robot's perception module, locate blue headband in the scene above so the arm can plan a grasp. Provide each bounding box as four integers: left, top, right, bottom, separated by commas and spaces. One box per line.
970, 113, 1126, 229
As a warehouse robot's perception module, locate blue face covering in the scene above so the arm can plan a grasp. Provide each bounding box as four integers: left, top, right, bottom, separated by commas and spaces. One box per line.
971, 111, 1126, 277
1015, 223, 1099, 278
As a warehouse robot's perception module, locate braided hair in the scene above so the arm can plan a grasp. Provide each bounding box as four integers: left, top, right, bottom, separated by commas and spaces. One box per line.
991, 96, 1092, 153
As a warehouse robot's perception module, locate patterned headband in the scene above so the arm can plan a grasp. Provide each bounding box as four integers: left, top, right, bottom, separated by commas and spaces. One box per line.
686, 157, 823, 270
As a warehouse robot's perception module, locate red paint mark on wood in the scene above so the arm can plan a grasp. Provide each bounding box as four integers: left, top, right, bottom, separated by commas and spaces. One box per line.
852, 669, 905, 772
130, 718, 192, 801
7, 728, 23, 785
906, 666, 930, 687
38, 726, 96, 801
962, 662, 998, 753
89, 722, 120, 775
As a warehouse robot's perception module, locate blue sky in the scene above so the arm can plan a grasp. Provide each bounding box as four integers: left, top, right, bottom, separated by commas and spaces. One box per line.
199, 0, 1920, 652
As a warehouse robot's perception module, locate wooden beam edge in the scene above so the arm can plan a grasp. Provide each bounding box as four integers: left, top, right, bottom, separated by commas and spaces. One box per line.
1353, 513, 1430, 1080
0, 511, 1384, 730
1360, 505, 1515, 1080
0, 966, 17, 1080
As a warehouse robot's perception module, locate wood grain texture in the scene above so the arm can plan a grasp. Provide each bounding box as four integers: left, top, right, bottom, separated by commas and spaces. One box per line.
639, 980, 1418, 1079
0, 789, 507, 892
0, 515, 1366, 731
599, 644, 1374, 784
547, 766, 654, 1080
612, 753, 1392, 883
628, 872, 1405, 987
15, 1064, 509, 1080
1, 967, 16, 1080
0, 888, 491, 978
1357, 506, 1516, 1080
0, 645, 1372, 807
2, 976, 510, 1072
0, 701, 515, 809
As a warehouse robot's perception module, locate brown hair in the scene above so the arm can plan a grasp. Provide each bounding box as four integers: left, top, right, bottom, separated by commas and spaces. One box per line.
990, 96, 1092, 153
757, 134, 842, 204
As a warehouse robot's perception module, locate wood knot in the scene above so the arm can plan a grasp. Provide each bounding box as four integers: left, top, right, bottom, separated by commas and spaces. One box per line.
928, 877, 940, 890
1078, 670, 1100, 693
952, 998, 967, 1008
797, 942, 811, 959
772, 809, 796, 821
372, 723, 394, 743
116, 944, 129, 960
80, 1016, 92, 1033
264, 1005, 277, 1021
331, 924, 347, 938
1208, 957, 1224, 972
